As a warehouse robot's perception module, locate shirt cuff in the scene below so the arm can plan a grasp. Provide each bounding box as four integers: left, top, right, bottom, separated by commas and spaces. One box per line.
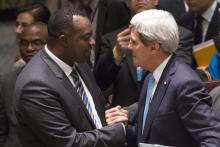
113, 46, 125, 66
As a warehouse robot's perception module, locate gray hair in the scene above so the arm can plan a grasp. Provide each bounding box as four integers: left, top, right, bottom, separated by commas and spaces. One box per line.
130, 9, 179, 53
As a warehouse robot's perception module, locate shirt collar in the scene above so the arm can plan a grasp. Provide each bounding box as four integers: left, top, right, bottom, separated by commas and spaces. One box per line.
152, 54, 172, 83
202, 0, 217, 23
44, 45, 73, 77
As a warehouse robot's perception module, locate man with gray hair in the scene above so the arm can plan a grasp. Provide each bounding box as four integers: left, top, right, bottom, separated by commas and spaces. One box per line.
106, 9, 220, 146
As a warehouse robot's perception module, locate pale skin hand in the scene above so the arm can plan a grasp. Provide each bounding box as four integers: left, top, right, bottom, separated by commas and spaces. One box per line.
105, 106, 129, 126
115, 27, 131, 55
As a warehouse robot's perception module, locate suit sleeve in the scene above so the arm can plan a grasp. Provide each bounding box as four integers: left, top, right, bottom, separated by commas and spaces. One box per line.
0, 76, 9, 147
175, 26, 194, 68
15, 81, 126, 147
94, 34, 121, 90
176, 79, 220, 146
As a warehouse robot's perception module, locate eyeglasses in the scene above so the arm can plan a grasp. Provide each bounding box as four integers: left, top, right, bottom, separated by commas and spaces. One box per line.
18, 39, 46, 49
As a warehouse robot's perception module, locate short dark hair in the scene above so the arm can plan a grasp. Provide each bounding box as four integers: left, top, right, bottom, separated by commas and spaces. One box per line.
47, 6, 86, 38
16, 3, 51, 24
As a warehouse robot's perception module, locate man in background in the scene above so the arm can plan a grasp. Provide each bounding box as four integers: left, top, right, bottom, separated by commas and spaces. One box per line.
0, 22, 48, 147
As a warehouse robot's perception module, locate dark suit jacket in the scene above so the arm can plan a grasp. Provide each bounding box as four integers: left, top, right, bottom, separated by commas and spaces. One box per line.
94, 26, 194, 107
158, 0, 186, 21
0, 67, 23, 147
95, 0, 130, 63
136, 55, 220, 146
13, 49, 126, 147
210, 85, 220, 120
178, 3, 220, 44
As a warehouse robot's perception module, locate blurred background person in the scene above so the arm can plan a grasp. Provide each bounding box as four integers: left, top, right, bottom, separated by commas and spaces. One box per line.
0, 3, 50, 75
0, 22, 48, 147
178, 0, 220, 45
14, 3, 50, 68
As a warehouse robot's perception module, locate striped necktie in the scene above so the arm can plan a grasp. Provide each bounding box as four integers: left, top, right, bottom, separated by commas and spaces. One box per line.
70, 68, 99, 128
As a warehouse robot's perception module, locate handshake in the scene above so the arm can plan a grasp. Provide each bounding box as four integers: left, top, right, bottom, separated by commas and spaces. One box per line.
105, 106, 129, 126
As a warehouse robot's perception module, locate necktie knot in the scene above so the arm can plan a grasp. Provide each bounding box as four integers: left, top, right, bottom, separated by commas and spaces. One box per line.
70, 68, 79, 82
148, 75, 155, 88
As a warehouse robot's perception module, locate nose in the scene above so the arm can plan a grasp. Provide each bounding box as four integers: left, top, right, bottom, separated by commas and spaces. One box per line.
90, 38, 95, 46
26, 43, 35, 52
15, 25, 23, 37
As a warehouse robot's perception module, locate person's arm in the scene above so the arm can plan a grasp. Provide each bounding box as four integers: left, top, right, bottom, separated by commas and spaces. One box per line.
94, 27, 130, 90
15, 81, 126, 147
0, 76, 9, 146
176, 79, 220, 146
175, 26, 194, 68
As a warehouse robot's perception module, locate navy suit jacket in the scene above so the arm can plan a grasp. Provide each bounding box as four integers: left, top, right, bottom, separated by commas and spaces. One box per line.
158, 0, 186, 21
136, 55, 220, 146
13, 48, 126, 147
178, 3, 220, 43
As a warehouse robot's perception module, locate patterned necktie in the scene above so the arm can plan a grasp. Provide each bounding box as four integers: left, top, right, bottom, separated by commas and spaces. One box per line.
70, 68, 98, 128
194, 16, 204, 44
142, 75, 155, 134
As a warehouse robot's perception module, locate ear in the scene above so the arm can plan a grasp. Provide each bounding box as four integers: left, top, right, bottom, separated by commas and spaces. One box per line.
151, 43, 160, 54
59, 34, 66, 41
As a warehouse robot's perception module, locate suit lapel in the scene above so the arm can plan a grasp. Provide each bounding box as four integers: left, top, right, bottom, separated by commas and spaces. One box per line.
140, 56, 177, 141
205, 3, 220, 40
41, 49, 97, 128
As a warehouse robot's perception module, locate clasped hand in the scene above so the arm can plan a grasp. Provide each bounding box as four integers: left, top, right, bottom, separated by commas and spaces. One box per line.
105, 106, 129, 126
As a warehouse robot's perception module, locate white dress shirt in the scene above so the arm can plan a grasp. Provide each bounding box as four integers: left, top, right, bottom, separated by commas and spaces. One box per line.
45, 46, 103, 129
200, 0, 217, 42
150, 55, 172, 102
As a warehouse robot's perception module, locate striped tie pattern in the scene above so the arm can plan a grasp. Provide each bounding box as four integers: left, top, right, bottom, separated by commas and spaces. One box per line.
70, 68, 98, 128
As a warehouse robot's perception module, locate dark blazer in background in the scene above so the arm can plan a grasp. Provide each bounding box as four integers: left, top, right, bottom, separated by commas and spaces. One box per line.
136, 55, 220, 146
94, 26, 194, 107
158, 0, 186, 21
95, 0, 130, 63
13, 49, 126, 147
178, 3, 220, 43
0, 67, 23, 147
